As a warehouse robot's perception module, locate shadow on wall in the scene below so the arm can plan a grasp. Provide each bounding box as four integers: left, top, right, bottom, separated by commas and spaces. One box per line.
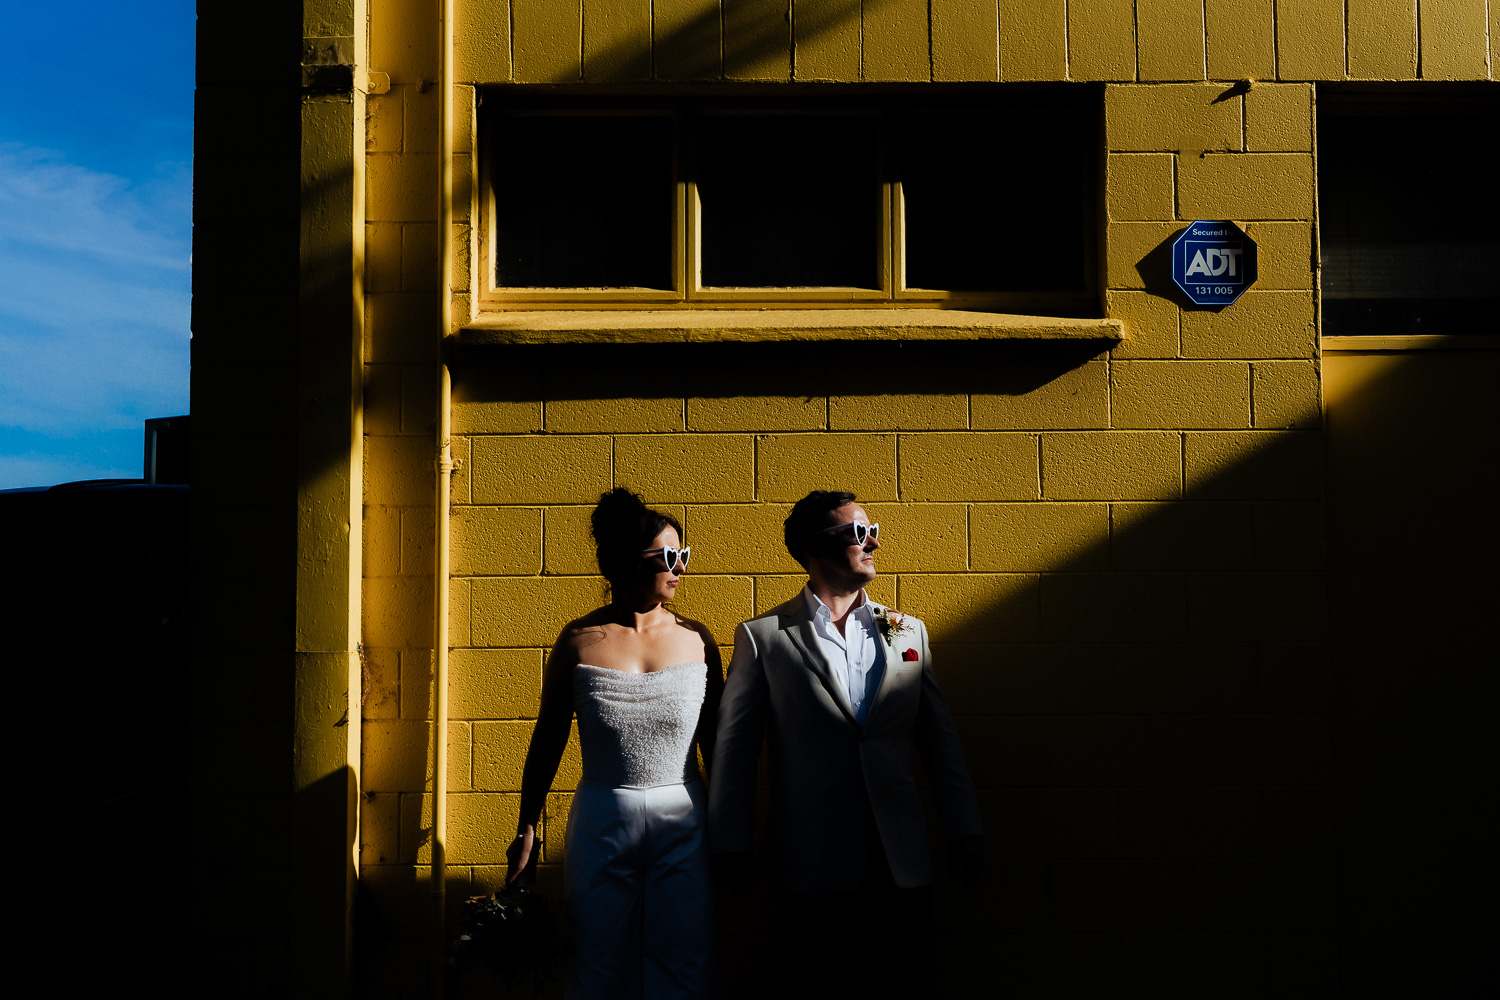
409, 336, 1498, 998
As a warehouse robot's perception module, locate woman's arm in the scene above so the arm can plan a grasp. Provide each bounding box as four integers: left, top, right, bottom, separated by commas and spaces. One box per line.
507, 631, 577, 884
694, 625, 725, 781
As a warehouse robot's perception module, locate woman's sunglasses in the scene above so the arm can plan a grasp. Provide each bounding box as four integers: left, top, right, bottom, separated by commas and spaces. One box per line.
643, 545, 692, 574
813, 520, 880, 547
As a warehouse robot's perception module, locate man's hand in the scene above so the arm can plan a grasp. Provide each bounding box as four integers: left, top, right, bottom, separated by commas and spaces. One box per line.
712, 851, 756, 893
947, 835, 984, 888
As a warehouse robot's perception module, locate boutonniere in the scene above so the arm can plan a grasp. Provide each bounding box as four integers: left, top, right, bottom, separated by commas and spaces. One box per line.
873, 607, 912, 648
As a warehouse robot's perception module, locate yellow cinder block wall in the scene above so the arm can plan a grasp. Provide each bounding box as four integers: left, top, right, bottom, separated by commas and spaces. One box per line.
347, 0, 1493, 996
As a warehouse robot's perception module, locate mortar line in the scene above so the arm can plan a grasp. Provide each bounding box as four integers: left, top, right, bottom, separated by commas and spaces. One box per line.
1133, 0, 1141, 81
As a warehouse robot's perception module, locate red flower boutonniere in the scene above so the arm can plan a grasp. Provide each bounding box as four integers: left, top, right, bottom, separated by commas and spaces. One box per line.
902, 648, 919, 662
873, 607, 913, 647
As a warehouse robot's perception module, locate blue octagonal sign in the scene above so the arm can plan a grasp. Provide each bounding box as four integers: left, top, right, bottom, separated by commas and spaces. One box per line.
1172, 220, 1258, 307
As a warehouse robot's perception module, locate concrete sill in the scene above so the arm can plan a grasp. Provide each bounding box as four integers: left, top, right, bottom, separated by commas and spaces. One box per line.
1322, 334, 1500, 352
461, 309, 1124, 346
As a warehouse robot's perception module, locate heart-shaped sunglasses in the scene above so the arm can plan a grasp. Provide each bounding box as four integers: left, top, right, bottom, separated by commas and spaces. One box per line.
642, 545, 692, 574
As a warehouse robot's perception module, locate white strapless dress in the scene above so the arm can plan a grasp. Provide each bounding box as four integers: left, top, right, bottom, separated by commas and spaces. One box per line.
565, 662, 712, 1000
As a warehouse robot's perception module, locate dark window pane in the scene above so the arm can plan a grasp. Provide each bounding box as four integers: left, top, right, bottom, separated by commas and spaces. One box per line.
494, 116, 673, 288
697, 115, 880, 288
900, 113, 1087, 291
1321, 110, 1500, 336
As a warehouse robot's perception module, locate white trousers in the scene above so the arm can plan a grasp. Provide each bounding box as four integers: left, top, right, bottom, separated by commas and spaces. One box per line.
564, 779, 713, 1000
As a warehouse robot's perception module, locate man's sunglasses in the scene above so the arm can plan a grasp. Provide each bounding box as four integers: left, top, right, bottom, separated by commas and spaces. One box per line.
813, 520, 880, 547
642, 545, 692, 574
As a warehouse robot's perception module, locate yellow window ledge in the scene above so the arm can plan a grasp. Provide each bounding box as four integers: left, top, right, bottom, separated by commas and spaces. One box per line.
460, 309, 1124, 346
1322, 335, 1500, 352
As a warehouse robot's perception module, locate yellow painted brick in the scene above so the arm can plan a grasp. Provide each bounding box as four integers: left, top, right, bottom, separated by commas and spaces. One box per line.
757, 433, 898, 502
970, 503, 1110, 571
795, 0, 863, 80
450, 648, 545, 718
667, 574, 755, 642
363, 720, 471, 792
361, 793, 400, 864
400, 506, 436, 577
1105, 84, 1242, 151
1181, 291, 1316, 359
1492, 1, 1498, 79
552, 736, 584, 791
472, 720, 533, 790
403, 85, 440, 155
931, 0, 998, 81
830, 394, 967, 430
513, 0, 582, 82
363, 646, 401, 720
1348, 0, 1417, 79
455, 0, 513, 81
1108, 154, 1176, 221
1183, 570, 1327, 641
400, 223, 439, 292
1243, 222, 1313, 289
1108, 290, 1180, 359
369, 292, 439, 365
364, 362, 403, 436
860, 502, 969, 572
367, 153, 438, 222
1420, 0, 1489, 78
1245, 85, 1312, 151
366, 433, 433, 506
1179, 153, 1315, 220
451, 435, 473, 504
1111, 361, 1251, 429
583, 0, 652, 80
1205, 0, 1275, 80
655, 0, 722, 80
546, 397, 683, 433
371, 0, 440, 83
971, 361, 1110, 430
1136, 0, 1207, 80
451, 577, 473, 648
451, 506, 543, 575
1039, 573, 1187, 640
544, 505, 598, 575
1106, 221, 1182, 290
896, 573, 1041, 642
1184, 430, 1324, 499
403, 792, 520, 865
1041, 431, 1182, 500
682, 504, 800, 574
470, 435, 612, 504
400, 364, 439, 435
900, 432, 1039, 501
1000, 0, 1067, 80
366, 223, 402, 293
451, 368, 543, 434
863, 0, 930, 80
1275, 0, 1346, 80
400, 647, 440, 721
1110, 500, 1253, 569
1252, 501, 1326, 569
616, 434, 755, 502
367, 92, 402, 152
725, 0, 792, 79
686, 395, 826, 431
1252, 361, 1320, 429
1067, 0, 1136, 80
472, 576, 607, 646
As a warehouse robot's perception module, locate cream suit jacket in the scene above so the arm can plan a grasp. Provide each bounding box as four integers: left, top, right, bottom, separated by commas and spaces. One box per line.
708, 594, 982, 891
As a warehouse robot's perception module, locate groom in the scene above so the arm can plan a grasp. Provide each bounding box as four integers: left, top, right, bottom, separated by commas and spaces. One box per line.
709, 490, 982, 997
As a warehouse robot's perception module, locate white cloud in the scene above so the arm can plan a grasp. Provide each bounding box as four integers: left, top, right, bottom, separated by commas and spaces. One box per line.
0, 143, 190, 434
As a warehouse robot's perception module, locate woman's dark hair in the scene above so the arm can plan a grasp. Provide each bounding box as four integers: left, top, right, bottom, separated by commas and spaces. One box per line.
783, 489, 858, 568
591, 488, 683, 595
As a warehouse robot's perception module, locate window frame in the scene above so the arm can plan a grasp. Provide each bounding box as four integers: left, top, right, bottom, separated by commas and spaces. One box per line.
476, 88, 1100, 315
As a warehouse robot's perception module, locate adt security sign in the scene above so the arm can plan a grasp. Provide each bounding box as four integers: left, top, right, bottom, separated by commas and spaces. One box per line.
1172, 220, 1257, 307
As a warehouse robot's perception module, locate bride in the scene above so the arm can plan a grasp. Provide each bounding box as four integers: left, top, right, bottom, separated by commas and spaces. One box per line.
506, 488, 723, 999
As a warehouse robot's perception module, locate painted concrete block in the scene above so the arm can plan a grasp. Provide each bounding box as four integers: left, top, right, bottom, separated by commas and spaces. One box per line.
897, 573, 1042, 642
971, 362, 1111, 430
1252, 501, 1327, 569
1184, 430, 1324, 499
1111, 360, 1252, 429
970, 502, 1110, 571
1348, 0, 1418, 79
687, 394, 826, 431
451, 506, 543, 575
682, 503, 801, 574
583, 0, 653, 81
757, 433, 899, 501
1252, 361, 1321, 429
472, 575, 610, 645
1110, 500, 1254, 569
1107, 154, 1176, 221
666, 574, 756, 641
470, 435, 612, 504
899, 432, 1040, 501
1105, 84, 1242, 152
1136, 0, 1207, 80
1245, 85, 1313, 152
656, 0, 723, 79
931, 0, 998, 81
725, 0, 792, 79
449, 648, 546, 719
831, 393, 967, 430
1205, 0, 1276, 80
1108, 291, 1181, 359
796, 0, 863, 80
472, 720, 533, 790
1001, 0, 1067, 81
860, 502, 969, 572
1180, 291, 1316, 359
1275, 0, 1346, 80
545, 397, 684, 433
454, 0, 513, 82
616, 434, 755, 502
1042, 431, 1182, 500
863, 0, 930, 80
1420, 0, 1489, 78
513, 0, 582, 82
1178, 153, 1315, 220
1067, 0, 1136, 80
1243, 222, 1314, 290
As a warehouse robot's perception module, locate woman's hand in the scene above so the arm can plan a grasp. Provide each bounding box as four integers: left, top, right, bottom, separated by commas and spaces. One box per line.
507, 824, 540, 886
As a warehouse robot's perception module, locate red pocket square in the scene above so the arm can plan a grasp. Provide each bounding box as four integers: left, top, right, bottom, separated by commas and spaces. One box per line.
902, 648, 919, 662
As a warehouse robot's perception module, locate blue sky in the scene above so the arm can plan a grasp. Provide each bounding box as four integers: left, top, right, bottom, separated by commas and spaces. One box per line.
0, 2, 195, 488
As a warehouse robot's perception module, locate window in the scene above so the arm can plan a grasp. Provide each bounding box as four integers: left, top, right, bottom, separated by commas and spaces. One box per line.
1319, 89, 1500, 337
479, 91, 1098, 314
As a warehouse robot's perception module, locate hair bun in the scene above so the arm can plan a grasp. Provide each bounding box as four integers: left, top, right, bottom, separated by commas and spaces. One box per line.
591, 487, 648, 543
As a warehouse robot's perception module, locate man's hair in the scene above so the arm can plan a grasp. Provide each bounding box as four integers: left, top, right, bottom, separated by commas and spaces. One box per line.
783, 490, 859, 568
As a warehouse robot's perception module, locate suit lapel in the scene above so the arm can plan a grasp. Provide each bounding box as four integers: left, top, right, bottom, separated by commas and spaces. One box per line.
779, 600, 858, 727
864, 603, 897, 723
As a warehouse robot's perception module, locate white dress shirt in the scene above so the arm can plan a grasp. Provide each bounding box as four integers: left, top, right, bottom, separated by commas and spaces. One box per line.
803, 585, 886, 724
